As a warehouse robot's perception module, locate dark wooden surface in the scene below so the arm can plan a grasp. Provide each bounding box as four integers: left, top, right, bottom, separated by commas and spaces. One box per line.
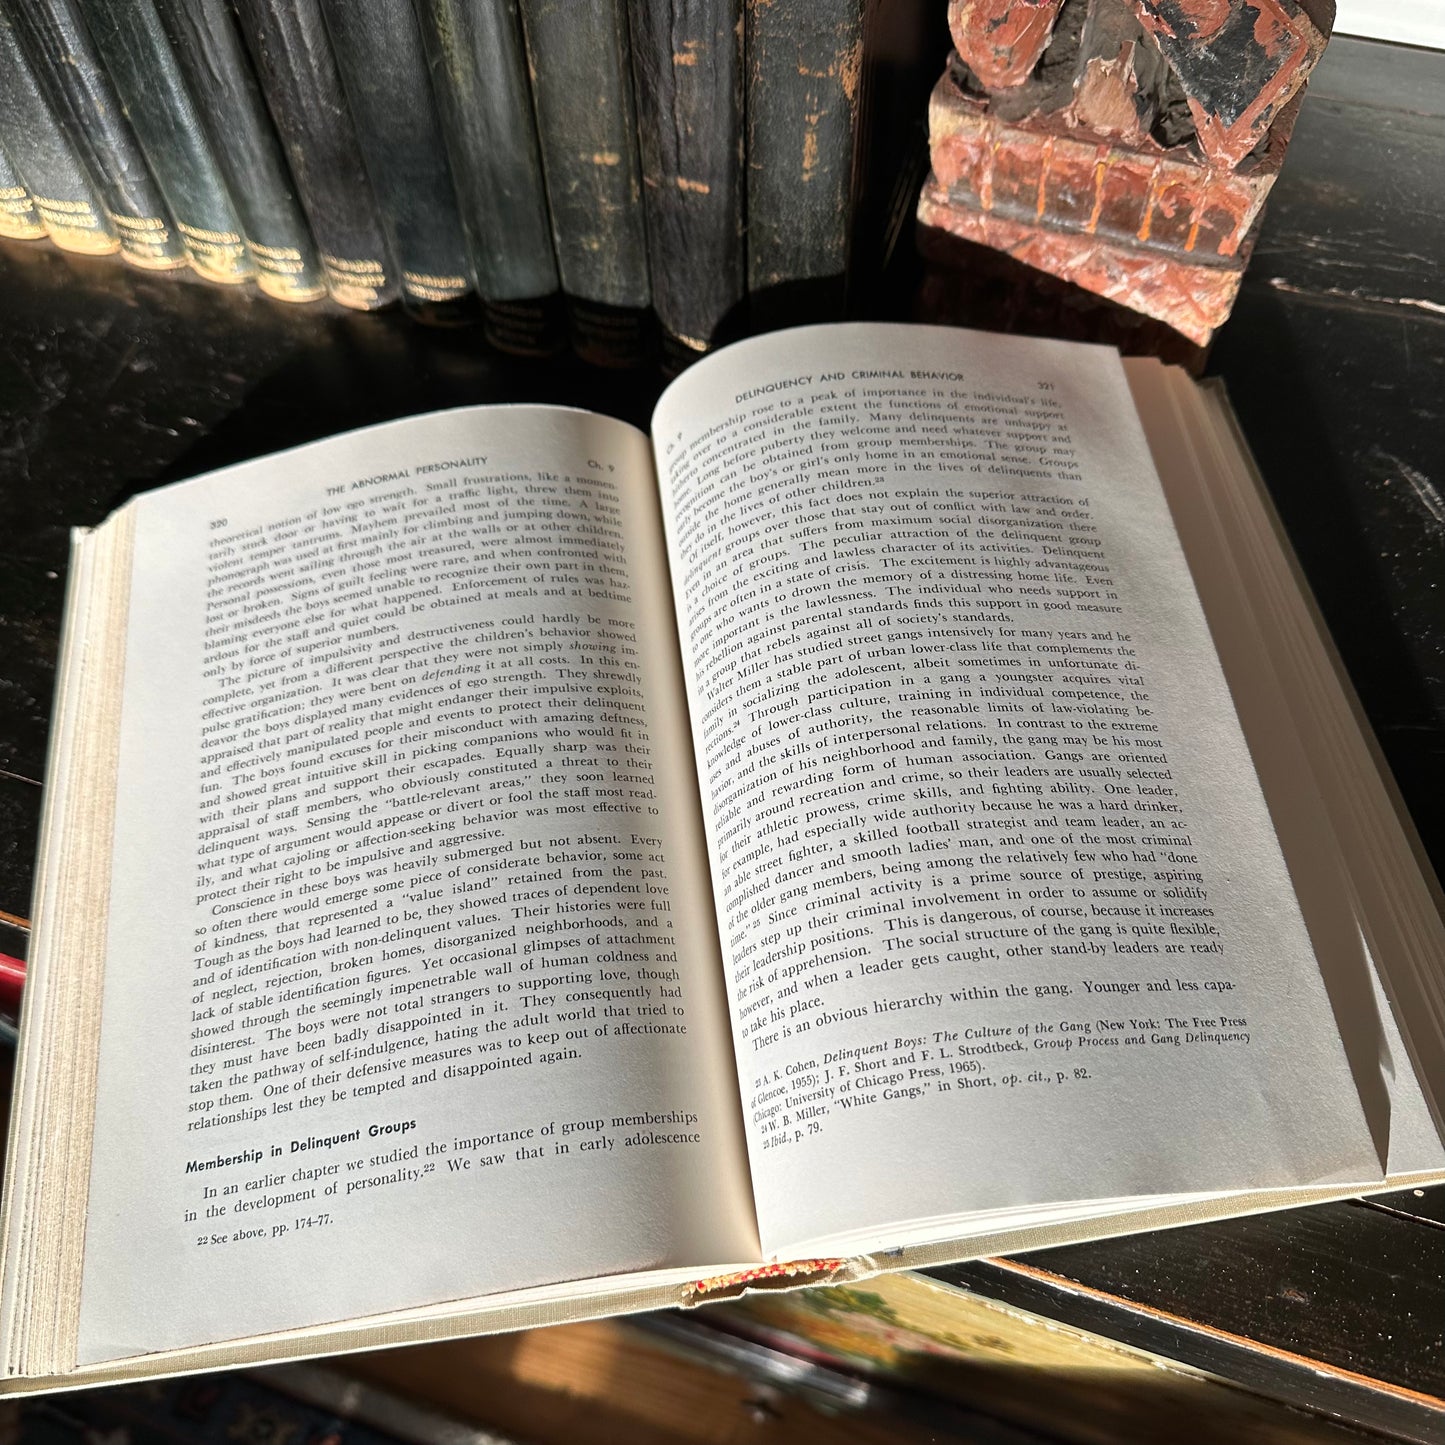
0, 30, 1443, 1441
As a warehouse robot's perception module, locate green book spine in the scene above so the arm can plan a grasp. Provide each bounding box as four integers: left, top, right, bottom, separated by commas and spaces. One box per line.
629, 0, 744, 368
0, 12, 116, 253
414, 0, 562, 354
152, 0, 326, 302
518, 0, 652, 365
231, 0, 398, 309
746, 0, 866, 322
316, 0, 473, 320
0, 145, 45, 239
77, 0, 253, 283
5, 0, 185, 268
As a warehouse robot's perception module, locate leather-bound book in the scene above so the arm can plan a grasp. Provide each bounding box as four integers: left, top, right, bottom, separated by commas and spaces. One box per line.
0, 12, 118, 253
316, 0, 474, 323
77, 0, 253, 284
5, 0, 185, 268
152, 0, 325, 302
414, 0, 563, 354
0, 21, 116, 255
231, 0, 398, 309
519, 0, 653, 365
745, 0, 866, 324
629, 0, 744, 371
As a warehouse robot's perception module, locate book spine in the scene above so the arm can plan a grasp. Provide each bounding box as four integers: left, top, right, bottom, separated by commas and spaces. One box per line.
151, 0, 326, 302
230, 0, 397, 310
413, 0, 563, 354
746, 0, 865, 320
0, 147, 44, 240
628, 0, 744, 369
518, 0, 653, 364
5, 0, 185, 269
0, 13, 117, 254
76, 0, 253, 284
315, 0, 473, 320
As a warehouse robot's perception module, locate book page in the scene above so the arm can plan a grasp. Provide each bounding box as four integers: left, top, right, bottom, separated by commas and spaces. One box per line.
653, 323, 1382, 1256
76, 406, 758, 1363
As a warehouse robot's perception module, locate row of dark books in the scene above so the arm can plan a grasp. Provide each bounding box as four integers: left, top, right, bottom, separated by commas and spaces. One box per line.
0, 0, 874, 366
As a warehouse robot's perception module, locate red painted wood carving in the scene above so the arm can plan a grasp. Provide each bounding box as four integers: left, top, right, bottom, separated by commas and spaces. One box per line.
920, 0, 1333, 347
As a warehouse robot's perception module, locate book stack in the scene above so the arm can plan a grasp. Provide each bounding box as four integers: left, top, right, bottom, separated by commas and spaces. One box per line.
0, 0, 883, 367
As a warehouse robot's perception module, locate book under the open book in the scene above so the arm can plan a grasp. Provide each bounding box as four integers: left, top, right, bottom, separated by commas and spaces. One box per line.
4, 322, 1443, 1393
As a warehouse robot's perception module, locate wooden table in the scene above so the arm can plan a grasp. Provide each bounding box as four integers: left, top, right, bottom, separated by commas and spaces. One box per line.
1, 32, 1442, 1444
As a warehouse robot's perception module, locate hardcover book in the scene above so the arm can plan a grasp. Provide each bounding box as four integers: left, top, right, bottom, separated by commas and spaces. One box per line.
413, 0, 562, 355
0, 6, 119, 255
746, 0, 868, 319
152, 0, 326, 304
4, 323, 1443, 1393
519, 0, 652, 364
629, 0, 745, 365
9, 0, 186, 270
316, 0, 475, 318
76, 0, 255, 285
230, 0, 397, 310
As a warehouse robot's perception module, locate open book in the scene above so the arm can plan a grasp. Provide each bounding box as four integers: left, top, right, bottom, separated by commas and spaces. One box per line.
5, 323, 1444, 1392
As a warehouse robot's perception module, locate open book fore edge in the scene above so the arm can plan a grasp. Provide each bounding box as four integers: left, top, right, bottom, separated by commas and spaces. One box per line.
0, 519, 132, 1379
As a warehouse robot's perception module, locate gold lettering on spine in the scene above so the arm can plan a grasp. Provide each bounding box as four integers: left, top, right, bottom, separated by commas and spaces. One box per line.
177, 221, 254, 285
249, 244, 325, 303
34, 196, 120, 254
0, 184, 45, 239
320, 253, 389, 309
401, 271, 470, 302
109, 212, 186, 269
